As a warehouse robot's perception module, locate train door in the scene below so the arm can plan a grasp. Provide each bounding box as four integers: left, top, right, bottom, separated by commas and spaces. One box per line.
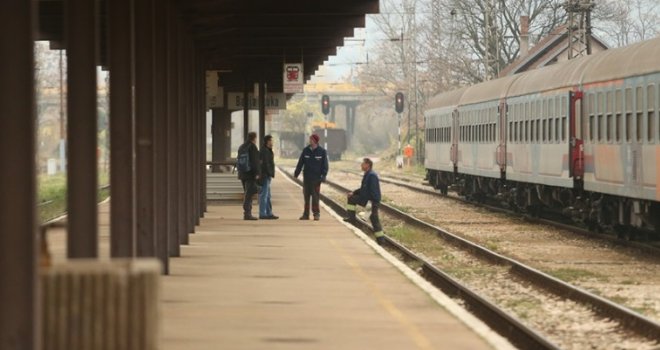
496, 100, 507, 176
569, 90, 584, 180
450, 109, 459, 169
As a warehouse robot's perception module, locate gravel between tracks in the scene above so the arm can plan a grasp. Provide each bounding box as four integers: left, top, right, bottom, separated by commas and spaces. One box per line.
324, 171, 660, 349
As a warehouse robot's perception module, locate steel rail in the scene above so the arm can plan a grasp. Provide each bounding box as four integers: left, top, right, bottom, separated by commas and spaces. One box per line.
324, 169, 660, 341
339, 169, 660, 257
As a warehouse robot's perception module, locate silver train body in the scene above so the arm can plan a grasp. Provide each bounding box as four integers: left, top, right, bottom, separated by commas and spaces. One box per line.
424, 37, 660, 236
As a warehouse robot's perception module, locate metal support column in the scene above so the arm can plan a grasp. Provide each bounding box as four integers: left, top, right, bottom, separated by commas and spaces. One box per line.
154, 0, 169, 273
177, 27, 188, 245
0, 1, 38, 347
109, 0, 136, 258
135, 0, 156, 257
259, 81, 266, 145
257, 81, 266, 142
211, 108, 222, 172
243, 82, 249, 140
167, 8, 180, 257
186, 43, 195, 233
199, 57, 207, 215
192, 50, 199, 227
66, 0, 98, 258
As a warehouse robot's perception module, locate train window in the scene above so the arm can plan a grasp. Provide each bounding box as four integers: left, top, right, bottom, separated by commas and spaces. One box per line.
548, 99, 555, 119
555, 118, 560, 142
548, 118, 553, 142
599, 114, 605, 142
625, 88, 632, 142
588, 93, 595, 116
562, 117, 567, 142
492, 123, 496, 142
523, 120, 527, 141
649, 85, 657, 143
636, 86, 643, 143
509, 122, 513, 142
589, 115, 595, 142
541, 119, 546, 142
607, 114, 613, 142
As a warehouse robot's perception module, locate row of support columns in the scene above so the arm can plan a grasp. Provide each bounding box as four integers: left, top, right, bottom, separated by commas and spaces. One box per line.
1, 0, 207, 346
109, 0, 207, 268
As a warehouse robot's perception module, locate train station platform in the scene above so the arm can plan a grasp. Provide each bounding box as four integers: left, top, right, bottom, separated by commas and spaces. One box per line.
47, 174, 512, 350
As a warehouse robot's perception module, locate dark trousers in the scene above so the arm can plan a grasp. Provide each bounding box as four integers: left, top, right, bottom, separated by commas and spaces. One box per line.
302, 178, 321, 217
347, 197, 382, 233
242, 178, 258, 216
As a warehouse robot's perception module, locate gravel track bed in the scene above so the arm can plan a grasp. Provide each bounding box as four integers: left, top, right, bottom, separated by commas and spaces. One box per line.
321, 171, 660, 349
330, 171, 660, 324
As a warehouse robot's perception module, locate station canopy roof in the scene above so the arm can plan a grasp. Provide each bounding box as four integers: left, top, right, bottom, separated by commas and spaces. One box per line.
37, 0, 379, 92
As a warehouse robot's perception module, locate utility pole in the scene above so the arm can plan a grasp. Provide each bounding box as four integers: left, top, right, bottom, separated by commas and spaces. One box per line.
564, 0, 595, 59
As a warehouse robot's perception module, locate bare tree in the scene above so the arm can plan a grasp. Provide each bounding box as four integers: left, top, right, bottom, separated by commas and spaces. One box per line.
593, 0, 660, 47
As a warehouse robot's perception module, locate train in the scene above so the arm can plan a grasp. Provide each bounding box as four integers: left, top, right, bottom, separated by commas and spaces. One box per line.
424, 36, 660, 238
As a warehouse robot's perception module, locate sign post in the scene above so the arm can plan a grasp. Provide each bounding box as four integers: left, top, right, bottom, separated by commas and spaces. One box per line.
283, 63, 304, 94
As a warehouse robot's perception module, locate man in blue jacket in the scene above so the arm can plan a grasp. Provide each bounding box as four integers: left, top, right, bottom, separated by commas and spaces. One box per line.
344, 158, 385, 245
294, 134, 328, 220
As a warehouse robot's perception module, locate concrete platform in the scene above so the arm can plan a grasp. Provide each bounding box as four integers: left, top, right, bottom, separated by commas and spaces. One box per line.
159, 175, 510, 350
45, 174, 511, 349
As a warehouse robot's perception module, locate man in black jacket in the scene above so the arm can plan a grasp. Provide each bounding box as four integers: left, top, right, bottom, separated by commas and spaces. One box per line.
344, 158, 385, 245
258, 135, 278, 219
237, 132, 261, 220
294, 134, 328, 220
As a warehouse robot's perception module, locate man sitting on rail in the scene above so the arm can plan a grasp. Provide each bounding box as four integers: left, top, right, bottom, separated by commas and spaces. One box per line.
344, 158, 385, 246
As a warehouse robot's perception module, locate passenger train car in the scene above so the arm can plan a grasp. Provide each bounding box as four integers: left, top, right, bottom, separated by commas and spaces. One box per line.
424, 36, 660, 237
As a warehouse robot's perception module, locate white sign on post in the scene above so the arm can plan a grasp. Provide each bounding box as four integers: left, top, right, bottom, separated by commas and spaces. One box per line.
205, 70, 224, 108
283, 63, 304, 93
227, 92, 287, 110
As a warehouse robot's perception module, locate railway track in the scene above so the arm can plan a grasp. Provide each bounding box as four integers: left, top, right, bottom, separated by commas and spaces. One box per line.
279, 166, 660, 350
341, 168, 660, 257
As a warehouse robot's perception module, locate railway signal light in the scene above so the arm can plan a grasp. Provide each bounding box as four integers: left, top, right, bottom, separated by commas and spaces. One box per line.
321, 95, 330, 115
395, 92, 404, 113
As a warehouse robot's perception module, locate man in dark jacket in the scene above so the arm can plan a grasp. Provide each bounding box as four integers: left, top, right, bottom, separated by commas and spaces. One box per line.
294, 134, 328, 220
237, 132, 261, 220
258, 135, 278, 219
344, 158, 385, 245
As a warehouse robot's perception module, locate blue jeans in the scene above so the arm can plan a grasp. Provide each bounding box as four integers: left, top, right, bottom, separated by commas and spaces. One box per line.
259, 177, 273, 217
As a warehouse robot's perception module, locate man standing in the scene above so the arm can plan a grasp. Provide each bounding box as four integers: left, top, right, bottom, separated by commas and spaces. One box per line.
344, 158, 385, 245
259, 135, 278, 219
294, 134, 328, 221
237, 132, 261, 220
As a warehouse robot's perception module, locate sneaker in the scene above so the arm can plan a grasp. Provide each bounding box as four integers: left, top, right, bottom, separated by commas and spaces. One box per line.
313, 215, 320, 221
244, 216, 258, 221
269, 215, 279, 220
376, 236, 386, 246
299, 215, 310, 220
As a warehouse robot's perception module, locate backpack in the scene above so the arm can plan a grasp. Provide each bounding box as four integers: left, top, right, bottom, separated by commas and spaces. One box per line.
236, 144, 251, 173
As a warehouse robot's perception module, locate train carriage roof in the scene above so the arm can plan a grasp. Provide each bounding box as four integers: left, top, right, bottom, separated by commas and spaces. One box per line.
506, 54, 592, 98
425, 86, 468, 113
458, 75, 520, 105
423, 37, 660, 113
580, 36, 660, 85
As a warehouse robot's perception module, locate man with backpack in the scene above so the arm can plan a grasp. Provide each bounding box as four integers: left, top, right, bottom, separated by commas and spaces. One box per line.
237, 132, 261, 220
294, 134, 328, 221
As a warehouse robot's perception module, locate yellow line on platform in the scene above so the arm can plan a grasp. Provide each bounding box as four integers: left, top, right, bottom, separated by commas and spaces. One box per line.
328, 239, 433, 350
